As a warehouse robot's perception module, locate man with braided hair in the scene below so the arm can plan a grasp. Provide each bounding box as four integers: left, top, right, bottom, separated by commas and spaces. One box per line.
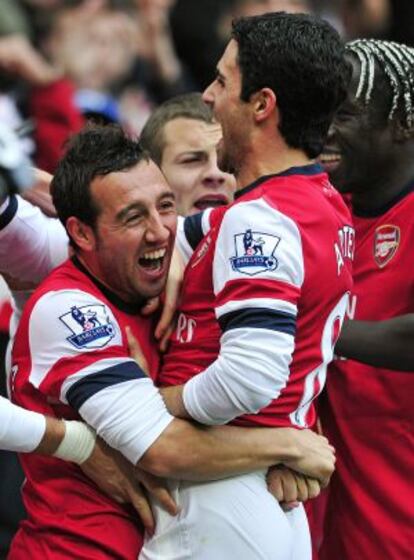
319, 38, 414, 560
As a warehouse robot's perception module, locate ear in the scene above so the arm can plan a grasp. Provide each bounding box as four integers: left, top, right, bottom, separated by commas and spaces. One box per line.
252, 88, 277, 123
66, 216, 96, 252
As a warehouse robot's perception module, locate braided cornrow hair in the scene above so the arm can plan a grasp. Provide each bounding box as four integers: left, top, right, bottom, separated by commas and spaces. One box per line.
346, 39, 414, 136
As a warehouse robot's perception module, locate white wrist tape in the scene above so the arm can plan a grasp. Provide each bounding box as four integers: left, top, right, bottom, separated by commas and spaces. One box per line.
53, 421, 96, 465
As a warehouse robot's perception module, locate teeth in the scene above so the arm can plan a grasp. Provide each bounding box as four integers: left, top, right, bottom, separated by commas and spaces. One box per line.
142, 248, 167, 260
321, 154, 341, 162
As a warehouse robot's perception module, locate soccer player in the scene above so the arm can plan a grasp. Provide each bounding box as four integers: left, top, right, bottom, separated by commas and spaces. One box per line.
140, 92, 236, 216
319, 38, 414, 560
7, 124, 335, 559
140, 12, 353, 560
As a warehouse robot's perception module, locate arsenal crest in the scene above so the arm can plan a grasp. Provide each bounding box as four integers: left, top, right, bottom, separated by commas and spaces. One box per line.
374, 224, 400, 268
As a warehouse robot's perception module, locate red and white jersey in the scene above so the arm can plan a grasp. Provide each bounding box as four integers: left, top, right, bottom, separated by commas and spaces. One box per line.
161, 164, 353, 428
320, 186, 414, 560
9, 258, 173, 560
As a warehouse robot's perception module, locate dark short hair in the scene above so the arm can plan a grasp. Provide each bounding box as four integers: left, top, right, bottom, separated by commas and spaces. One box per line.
232, 12, 351, 158
51, 124, 149, 247
140, 92, 214, 165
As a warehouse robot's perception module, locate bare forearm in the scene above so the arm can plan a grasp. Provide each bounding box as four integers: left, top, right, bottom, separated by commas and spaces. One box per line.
160, 385, 189, 418
138, 420, 300, 481
335, 316, 414, 371
35, 416, 65, 455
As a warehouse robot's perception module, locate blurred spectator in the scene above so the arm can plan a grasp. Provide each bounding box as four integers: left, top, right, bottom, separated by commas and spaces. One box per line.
339, 0, 390, 38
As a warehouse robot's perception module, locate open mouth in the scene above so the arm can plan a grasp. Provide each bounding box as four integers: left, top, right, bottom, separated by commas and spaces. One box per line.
319, 152, 342, 173
138, 248, 167, 273
194, 195, 229, 211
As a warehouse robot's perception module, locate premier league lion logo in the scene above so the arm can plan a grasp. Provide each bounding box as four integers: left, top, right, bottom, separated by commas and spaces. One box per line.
60, 304, 115, 349
230, 229, 281, 276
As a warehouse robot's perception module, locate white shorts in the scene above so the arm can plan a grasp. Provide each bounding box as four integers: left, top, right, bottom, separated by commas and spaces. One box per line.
139, 470, 311, 560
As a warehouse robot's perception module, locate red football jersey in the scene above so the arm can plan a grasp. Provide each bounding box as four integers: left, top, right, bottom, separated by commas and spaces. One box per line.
9, 258, 160, 560
161, 164, 353, 428
320, 187, 414, 560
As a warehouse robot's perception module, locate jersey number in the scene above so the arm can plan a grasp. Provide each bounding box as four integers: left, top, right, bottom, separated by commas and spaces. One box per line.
290, 292, 349, 427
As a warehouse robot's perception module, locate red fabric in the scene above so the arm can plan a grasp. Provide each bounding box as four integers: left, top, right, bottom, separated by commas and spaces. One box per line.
10, 259, 160, 559
30, 78, 84, 173
320, 189, 414, 560
0, 299, 12, 333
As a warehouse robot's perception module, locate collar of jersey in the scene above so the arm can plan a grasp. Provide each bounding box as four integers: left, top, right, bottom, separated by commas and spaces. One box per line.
235, 163, 324, 200
352, 179, 414, 218
71, 256, 147, 315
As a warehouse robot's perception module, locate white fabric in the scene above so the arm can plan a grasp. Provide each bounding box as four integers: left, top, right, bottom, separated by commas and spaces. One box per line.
0, 395, 45, 452
175, 216, 193, 266
175, 209, 212, 265
183, 328, 294, 425
215, 297, 297, 320
27, 289, 123, 388
80, 379, 174, 464
53, 420, 96, 464
0, 195, 68, 285
139, 471, 311, 560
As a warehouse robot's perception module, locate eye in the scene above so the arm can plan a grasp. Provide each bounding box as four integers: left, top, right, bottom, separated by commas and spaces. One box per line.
125, 213, 142, 225
181, 155, 203, 164
159, 199, 176, 212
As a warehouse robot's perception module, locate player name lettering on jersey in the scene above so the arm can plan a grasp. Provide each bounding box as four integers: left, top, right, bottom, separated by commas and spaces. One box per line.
335, 225, 355, 275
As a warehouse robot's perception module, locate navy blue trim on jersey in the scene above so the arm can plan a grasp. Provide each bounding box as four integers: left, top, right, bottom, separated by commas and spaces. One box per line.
72, 256, 146, 315
353, 179, 414, 217
66, 361, 147, 410
218, 308, 296, 336
235, 163, 324, 200
183, 212, 204, 250
0, 194, 18, 230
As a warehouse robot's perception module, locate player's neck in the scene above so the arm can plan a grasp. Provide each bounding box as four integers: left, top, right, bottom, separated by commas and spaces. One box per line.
352, 155, 414, 212
236, 143, 313, 189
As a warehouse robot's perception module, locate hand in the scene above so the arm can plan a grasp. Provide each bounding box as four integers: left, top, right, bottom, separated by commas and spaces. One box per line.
156, 245, 184, 350
126, 326, 149, 375
140, 244, 183, 351
0, 35, 61, 86
134, 467, 179, 516
81, 437, 177, 534
284, 428, 336, 487
21, 168, 56, 217
266, 465, 321, 512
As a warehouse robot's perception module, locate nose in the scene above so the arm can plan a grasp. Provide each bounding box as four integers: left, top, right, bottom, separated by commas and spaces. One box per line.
145, 212, 171, 244
202, 83, 214, 106
201, 156, 227, 188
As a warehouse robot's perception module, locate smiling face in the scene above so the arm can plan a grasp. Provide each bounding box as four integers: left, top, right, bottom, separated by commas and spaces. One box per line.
160, 117, 236, 215
87, 160, 177, 303
203, 39, 252, 178
320, 57, 398, 196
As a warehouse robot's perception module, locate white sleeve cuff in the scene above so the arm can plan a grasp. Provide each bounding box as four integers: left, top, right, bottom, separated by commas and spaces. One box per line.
0, 396, 46, 453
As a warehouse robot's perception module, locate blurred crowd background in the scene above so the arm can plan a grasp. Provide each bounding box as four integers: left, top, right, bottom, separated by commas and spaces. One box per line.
0, 0, 413, 557
0, 0, 413, 176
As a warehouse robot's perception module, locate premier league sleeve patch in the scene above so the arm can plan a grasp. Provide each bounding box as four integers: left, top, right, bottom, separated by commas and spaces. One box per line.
59, 304, 116, 349
230, 229, 281, 276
